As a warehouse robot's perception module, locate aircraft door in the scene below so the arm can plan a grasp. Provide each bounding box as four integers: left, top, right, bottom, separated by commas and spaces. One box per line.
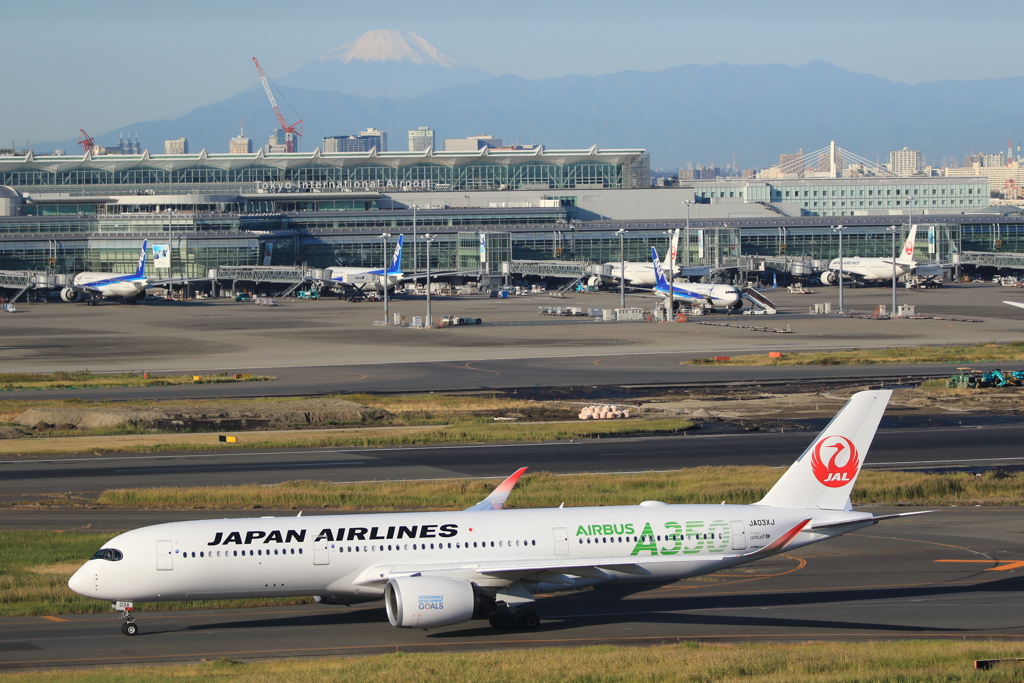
313, 542, 330, 565
553, 527, 569, 556
730, 521, 746, 550
156, 540, 174, 571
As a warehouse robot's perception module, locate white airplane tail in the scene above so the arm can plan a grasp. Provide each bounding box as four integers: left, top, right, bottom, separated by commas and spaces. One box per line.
755, 390, 891, 511
668, 229, 680, 273
896, 225, 918, 265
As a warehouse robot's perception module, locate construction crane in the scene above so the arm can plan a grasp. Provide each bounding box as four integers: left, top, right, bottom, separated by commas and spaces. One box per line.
77, 129, 95, 154
252, 57, 302, 153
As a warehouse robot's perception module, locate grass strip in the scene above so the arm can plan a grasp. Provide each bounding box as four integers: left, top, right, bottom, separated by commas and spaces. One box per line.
0, 418, 694, 456
4, 641, 1024, 682
685, 341, 1024, 366
0, 370, 273, 391
94, 467, 1024, 511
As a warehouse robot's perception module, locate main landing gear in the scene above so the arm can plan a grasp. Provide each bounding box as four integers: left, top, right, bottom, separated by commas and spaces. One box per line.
488, 606, 540, 630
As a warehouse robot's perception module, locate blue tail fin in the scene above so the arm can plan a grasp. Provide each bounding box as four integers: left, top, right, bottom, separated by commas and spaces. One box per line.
388, 235, 404, 274
650, 246, 669, 290
135, 240, 148, 278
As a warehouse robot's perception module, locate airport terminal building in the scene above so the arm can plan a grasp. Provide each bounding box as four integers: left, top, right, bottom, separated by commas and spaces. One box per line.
0, 147, 1021, 284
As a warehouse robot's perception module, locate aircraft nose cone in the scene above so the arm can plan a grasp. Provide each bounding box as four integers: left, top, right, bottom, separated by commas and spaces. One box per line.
67, 565, 89, 596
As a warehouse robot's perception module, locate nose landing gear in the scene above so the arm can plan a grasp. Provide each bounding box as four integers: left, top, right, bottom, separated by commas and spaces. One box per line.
115, 601, 139, 636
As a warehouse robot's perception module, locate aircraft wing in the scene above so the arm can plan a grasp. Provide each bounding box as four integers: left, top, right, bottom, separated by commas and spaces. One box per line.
464, 468, 528, 511
1004, 301, 1024, 310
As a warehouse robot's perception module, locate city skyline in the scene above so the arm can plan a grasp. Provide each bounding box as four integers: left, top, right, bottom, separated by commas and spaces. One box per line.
3, 0, 1022, 146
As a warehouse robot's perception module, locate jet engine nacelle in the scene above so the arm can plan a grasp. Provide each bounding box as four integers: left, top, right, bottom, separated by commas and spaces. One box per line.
820, 271, 839, 286
385, 575, 478, 629
60, 287, 79, 302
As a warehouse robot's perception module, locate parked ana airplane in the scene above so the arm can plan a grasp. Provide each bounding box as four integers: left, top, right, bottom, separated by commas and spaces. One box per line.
61, 240, 149, 304
323, 235, 403, 292
651, 246, 741, 310
820, 226, 918, 285
69, 390, 921, 636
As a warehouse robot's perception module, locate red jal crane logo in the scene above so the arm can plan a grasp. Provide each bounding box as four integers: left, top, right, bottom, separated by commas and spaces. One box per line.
810, 435, 860, 487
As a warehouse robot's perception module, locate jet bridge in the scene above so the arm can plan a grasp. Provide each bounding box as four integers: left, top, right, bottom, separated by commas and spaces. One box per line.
0, 270, 71, 302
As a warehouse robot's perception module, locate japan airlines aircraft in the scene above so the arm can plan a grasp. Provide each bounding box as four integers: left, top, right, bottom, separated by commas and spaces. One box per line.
69, 390, 923, 637
820, 226, 918, 285
60, 240, 149, 304
604, 229, 709, 286
323, 235, 403, 292
650, 246, 741, 310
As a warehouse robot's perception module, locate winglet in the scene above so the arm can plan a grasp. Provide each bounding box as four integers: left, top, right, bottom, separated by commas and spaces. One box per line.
464, 468, 528, 511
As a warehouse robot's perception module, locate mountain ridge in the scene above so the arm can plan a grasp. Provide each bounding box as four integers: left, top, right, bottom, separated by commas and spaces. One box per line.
31, 60, 1024, 169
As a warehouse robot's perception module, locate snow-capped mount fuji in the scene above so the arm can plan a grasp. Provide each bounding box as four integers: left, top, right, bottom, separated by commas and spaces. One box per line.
282, 30, 492, 98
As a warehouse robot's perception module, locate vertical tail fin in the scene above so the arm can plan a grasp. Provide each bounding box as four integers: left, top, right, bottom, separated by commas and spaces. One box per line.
388, 235, 404, 274
668, 229, 680, 275
650, 246, 669, 290
755, 390, 891, 510
896, 226, 918, 265
136, 240, 148, 278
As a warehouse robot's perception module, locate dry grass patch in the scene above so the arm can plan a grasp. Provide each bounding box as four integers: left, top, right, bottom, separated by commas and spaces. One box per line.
686, 341, 1024, 367
95, 467, 1024, 510
0, 419, 693, 457
3, 641, 1024, 682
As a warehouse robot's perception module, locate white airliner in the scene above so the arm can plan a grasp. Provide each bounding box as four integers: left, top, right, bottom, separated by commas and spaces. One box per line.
603, 229, 709, 286
323, 235, 403, 292
69, 390, 925, 637
820, 226, 917, 285
60, 240, 149, 304
650, 246, 741, 310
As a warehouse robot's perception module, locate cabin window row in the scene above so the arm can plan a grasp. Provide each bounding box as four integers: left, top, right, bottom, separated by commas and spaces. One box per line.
331, 539, 538, 553
579, 533, 722, 544
180, 548, 303, 558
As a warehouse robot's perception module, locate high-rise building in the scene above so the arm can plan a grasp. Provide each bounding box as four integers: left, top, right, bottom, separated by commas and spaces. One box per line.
964, 152, 1006, 168
358, 128, 387, 152
266, 129, 289, 154
889, 148, 922, 176
779, 150, 804, 177
229, 128, 252, 154
324, 136, 379, 153
444, 134, 503, 152
408, 126, 435, 152
164, 138, 188, 155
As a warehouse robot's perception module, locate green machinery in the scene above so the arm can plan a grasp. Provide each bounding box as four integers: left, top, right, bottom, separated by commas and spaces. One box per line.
947, 367, 1024, 388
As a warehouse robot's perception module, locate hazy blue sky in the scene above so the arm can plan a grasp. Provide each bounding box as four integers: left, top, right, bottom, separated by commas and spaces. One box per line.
3, 0, 1020, 145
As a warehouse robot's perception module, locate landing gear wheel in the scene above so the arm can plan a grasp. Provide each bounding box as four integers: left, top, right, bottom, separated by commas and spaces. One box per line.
121, 621, 138, 636
520, 611, 540, 629
489, 611, 515, 630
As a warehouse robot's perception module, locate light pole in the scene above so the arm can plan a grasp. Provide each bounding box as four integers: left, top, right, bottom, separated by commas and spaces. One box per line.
425, 233, 434, 327
616, 228, 627, 309
380, 232, 391, 324
682, 200, 695, 269
411, 205, 418, 276
833, 225, 845, 313
887, 225, 898, 317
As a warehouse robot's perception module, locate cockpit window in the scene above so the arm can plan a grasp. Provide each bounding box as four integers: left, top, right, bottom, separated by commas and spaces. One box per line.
90, 548, 123, 561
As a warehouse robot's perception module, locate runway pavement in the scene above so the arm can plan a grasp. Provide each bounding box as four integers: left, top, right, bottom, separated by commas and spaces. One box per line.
3, 507, 1023, 670
3, 425, 1023, 505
